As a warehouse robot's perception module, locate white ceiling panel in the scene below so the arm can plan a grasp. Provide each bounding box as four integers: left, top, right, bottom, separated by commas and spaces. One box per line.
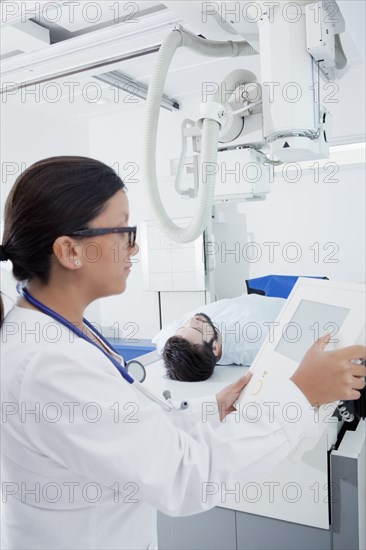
37, 1, 164, 32
1, 19, 50, 56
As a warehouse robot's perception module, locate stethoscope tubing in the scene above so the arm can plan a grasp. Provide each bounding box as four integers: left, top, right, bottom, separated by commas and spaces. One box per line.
17, 283, 134, 383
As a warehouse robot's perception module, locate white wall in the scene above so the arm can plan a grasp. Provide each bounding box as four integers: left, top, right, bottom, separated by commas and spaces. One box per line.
212, 162, 365, 300
0, 104, 91, 314
1, 103, 90, 203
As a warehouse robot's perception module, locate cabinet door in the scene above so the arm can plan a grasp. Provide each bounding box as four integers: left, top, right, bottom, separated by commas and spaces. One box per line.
331, 420, 365, 550
157, 507, 237, 550
236, 511, 330, 550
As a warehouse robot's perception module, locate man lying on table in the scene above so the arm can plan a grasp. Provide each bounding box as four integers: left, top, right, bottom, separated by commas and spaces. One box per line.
152, 294, 285, 381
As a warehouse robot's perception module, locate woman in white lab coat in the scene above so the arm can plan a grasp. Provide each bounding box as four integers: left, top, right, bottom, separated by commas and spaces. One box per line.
1, 157, 365, 550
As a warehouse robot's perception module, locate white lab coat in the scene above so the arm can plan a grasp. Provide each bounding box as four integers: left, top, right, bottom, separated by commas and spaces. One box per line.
1, 306, 317, 550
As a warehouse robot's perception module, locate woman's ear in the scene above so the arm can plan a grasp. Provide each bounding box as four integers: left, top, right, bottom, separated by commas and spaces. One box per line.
52, 237, 82, 270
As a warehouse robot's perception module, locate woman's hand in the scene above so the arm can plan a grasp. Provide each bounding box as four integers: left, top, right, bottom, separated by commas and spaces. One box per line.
216, 371, 252, 421
291, 334, 366, 406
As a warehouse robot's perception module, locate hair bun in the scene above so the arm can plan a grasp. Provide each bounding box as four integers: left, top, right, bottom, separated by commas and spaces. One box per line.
0, 245, 9, 262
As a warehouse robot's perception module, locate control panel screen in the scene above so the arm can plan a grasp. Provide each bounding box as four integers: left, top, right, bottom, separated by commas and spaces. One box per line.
275, 300, 350, 362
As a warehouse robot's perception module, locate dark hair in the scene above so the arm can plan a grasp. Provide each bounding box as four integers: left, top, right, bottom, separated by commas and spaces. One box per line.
0, 156, 125, 326
163, 336, 217, 382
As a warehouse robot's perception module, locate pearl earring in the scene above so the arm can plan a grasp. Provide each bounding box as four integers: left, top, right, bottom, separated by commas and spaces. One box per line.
74, 259, 81, 266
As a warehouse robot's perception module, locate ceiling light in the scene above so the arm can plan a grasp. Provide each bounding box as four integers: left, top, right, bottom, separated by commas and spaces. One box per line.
96, 97, 110, 105
94, 70, 179, 111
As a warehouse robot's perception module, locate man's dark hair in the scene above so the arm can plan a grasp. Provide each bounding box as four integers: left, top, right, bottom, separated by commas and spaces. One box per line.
163, 336, 217, 382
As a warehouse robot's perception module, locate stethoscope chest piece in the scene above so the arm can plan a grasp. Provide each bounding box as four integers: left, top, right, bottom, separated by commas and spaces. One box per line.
126, 360, 146, 383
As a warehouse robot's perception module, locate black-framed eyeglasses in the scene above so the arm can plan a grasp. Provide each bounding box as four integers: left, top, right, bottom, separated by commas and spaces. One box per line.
68, 226, 137, 248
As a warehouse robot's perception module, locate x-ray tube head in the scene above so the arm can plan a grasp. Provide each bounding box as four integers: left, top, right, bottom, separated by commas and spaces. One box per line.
258, 3, 327, 162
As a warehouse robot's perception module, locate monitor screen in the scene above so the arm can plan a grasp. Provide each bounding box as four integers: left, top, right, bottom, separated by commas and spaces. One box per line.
275, 299, 350, 362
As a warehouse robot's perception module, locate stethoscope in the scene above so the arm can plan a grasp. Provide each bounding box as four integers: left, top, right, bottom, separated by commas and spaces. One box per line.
17, 284, 189, 412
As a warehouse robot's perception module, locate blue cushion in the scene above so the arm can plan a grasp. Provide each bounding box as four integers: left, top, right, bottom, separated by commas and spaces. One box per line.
106, 339, 156, 362
245, 275, 328, 299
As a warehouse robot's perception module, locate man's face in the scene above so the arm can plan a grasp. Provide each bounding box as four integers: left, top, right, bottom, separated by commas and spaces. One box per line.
175, 313, 217, 346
